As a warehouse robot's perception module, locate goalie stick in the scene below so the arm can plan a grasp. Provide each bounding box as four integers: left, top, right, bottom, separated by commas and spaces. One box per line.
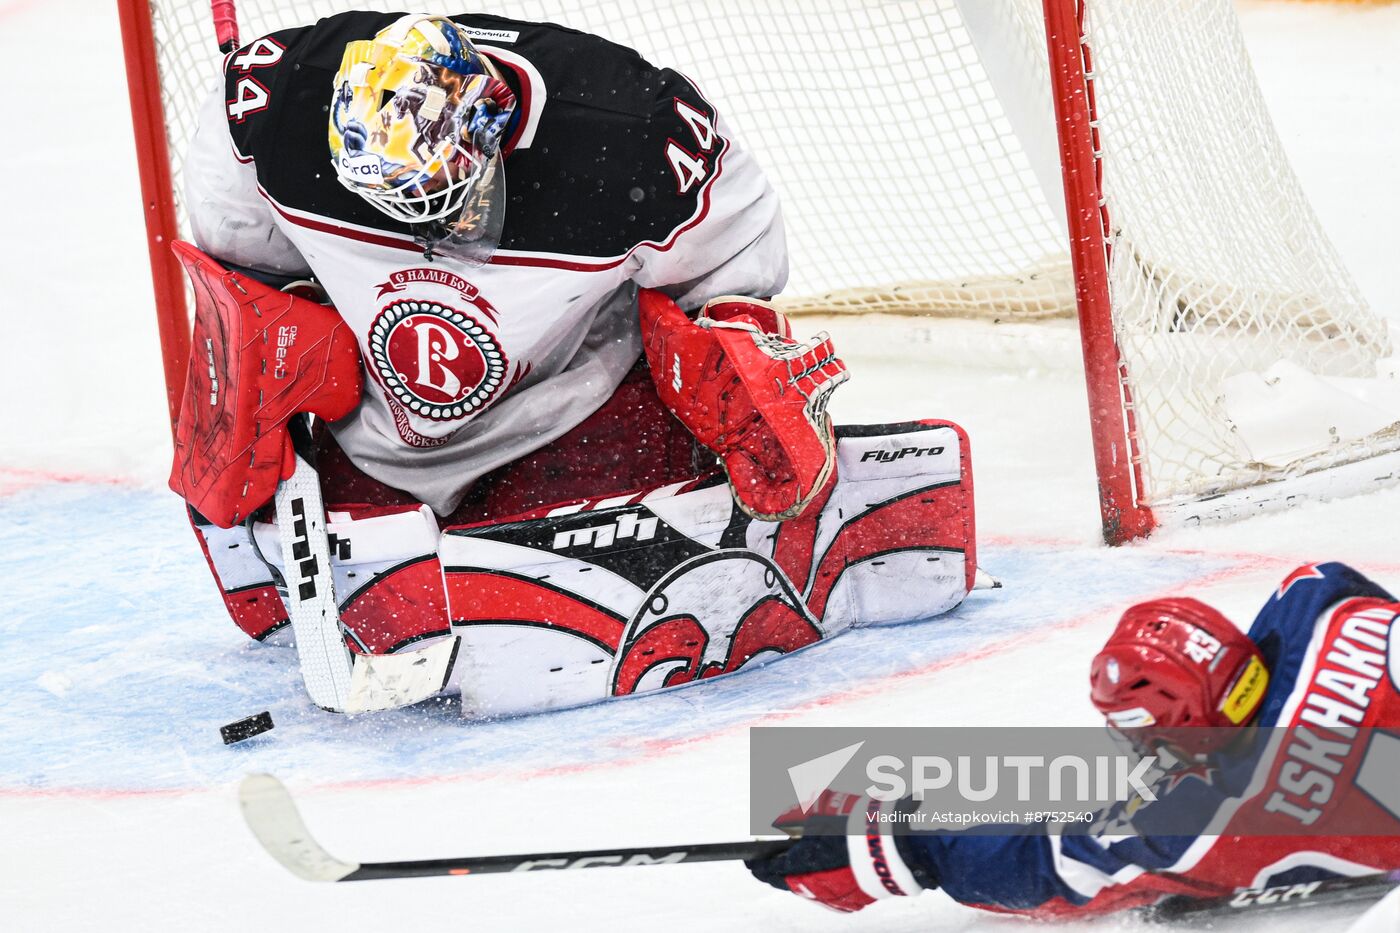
272, 417, 459, 714
239, 773, 790, 881
274, 416, 356, 711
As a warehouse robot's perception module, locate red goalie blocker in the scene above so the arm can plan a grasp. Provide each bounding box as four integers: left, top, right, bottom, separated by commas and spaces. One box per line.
168, 242, 363, 527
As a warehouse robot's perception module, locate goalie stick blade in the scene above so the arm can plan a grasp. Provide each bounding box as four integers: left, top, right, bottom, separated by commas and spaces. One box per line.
239, 773, 359, 882
342, 636, 460, 714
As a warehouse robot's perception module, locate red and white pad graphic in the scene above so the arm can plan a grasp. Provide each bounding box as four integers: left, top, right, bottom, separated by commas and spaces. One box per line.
441, 421, 975, 719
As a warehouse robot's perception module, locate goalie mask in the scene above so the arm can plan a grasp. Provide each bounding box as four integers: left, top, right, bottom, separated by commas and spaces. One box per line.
329, 14, 517, 263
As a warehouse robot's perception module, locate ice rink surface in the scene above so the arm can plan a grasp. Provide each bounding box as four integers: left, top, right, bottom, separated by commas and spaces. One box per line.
1, 0, 1398, 930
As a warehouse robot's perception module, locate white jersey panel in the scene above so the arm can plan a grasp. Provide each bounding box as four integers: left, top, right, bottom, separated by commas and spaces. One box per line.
185, 88, 312, 278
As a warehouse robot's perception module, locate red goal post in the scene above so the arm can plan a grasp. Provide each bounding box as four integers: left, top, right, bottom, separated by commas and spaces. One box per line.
117, 0, 1399, 544
117, 0, 191, 432
1042, 0, 1153, 542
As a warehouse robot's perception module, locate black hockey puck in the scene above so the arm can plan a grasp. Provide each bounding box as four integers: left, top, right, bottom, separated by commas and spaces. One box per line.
221, 711, 274, 745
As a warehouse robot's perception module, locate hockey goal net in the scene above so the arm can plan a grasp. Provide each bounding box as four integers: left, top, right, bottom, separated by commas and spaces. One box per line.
118, 0, 1400, 543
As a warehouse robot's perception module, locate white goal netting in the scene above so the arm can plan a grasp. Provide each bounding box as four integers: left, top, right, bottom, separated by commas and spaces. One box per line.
134, 0, 1398, 515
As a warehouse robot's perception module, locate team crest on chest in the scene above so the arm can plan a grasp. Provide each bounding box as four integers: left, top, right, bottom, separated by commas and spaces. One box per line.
367, 298, 508, 421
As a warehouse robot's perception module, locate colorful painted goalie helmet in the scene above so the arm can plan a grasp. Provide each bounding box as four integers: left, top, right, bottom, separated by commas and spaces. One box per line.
1088, 598, 1270, 754
329, 14, 517, 258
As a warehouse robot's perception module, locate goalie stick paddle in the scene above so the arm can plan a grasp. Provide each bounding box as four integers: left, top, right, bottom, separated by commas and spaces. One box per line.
269, 418, 461, 714
1145, 870, 1400, 923
273, 417, 356, 712
239, 773, 791, 882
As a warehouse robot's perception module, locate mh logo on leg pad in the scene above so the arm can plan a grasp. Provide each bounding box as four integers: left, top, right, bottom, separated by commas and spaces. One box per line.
552, 511, 660, 551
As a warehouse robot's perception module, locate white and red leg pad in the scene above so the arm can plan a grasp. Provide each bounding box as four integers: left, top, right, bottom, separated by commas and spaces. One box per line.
639, 289, 849, 522
167, 241, 362, 528
190, 510, 292, 644
440, 420, 974, 719
195, 502, 451, 655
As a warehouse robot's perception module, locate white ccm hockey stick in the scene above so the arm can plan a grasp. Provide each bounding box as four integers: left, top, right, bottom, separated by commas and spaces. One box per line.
272, 417, 458, 713
239, 773, 789, 882
238, 772, 1400, 919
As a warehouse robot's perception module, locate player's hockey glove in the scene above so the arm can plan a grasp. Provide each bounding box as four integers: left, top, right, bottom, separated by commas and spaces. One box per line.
746, 791, 933, 913
639, 289, 848, 521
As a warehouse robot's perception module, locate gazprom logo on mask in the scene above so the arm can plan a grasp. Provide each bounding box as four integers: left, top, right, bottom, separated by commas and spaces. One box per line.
337, 153, 384, 182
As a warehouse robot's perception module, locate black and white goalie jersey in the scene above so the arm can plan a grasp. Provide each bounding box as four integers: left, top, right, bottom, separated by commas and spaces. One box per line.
186, 10, 787, 514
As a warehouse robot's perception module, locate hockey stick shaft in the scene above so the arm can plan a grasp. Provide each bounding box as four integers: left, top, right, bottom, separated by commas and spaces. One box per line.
241, 774, 1399, 912
1147, 870, 1400, 922
269, 421, 459, 714
344, 840, 791, 881
239, 773, 790, 882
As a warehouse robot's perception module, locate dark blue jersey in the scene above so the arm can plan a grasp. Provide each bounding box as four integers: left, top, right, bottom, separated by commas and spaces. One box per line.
898, 562, 1399, 917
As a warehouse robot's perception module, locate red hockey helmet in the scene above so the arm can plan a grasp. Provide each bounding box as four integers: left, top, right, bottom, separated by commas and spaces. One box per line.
1089, 598, 1269, 753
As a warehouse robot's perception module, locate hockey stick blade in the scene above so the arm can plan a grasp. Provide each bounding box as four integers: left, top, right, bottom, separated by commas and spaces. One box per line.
239, 773, 791, 883
1146, 870, 1400, 923
240, 773, 360, 882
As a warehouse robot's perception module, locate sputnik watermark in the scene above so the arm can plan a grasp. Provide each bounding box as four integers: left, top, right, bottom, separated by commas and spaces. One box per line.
753, 726, 1400, 837
785, 743, 1158, 814
753, 727, 1177, 836
860, 754, 1158, 803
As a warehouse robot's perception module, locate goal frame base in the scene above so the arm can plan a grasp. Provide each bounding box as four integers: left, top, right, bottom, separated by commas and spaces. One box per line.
1157, 445, 1400, 531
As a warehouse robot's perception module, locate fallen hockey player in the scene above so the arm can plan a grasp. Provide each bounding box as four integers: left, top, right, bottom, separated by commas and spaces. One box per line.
748, 561, 1400, 916
169, 12, 976, 715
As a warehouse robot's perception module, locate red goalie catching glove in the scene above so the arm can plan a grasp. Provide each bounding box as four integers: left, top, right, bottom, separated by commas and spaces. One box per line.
638, 289, 848, 521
